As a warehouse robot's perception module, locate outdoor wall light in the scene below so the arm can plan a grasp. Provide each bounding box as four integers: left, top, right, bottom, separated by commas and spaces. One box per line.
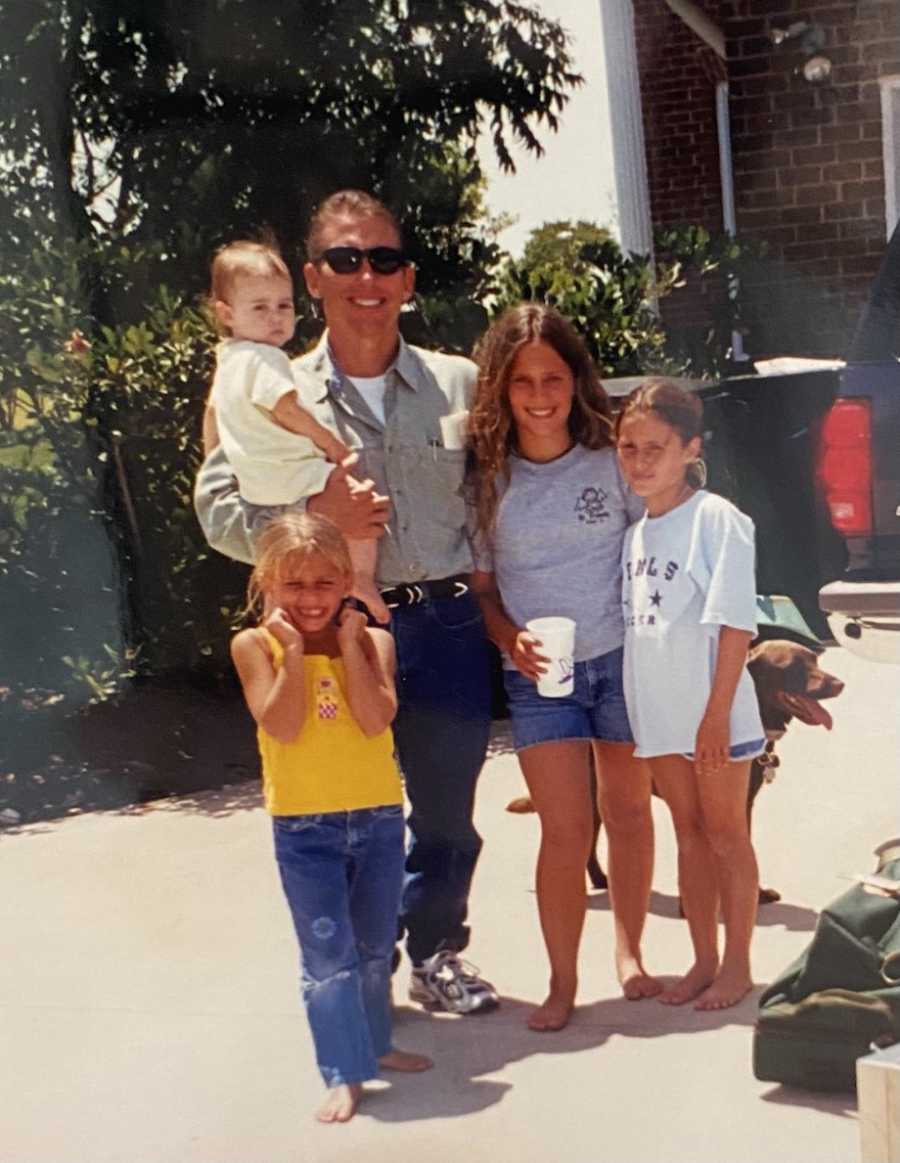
802, 54, 833, 84
770, 20, 831, 84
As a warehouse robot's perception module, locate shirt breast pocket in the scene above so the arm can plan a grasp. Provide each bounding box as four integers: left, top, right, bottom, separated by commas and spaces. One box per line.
401, 446, 466, 529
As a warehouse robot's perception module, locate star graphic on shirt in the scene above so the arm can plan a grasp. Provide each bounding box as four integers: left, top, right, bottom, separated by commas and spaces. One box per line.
649, 590, 663, 607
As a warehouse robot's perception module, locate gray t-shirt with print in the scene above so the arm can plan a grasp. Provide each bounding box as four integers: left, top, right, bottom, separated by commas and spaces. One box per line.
473, 444, 644, 666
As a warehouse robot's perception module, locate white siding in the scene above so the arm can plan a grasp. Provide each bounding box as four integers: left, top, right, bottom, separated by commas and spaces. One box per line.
880, 76, 900, 239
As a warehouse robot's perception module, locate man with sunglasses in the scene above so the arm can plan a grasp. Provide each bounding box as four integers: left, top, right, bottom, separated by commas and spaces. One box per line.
195, 190, 498, 1015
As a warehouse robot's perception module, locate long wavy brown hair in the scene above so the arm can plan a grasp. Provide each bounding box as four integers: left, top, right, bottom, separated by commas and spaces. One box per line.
469, 303, 613, 538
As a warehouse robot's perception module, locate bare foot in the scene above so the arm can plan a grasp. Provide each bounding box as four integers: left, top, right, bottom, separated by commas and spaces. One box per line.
527, 990, 575, 1032
354, 579, 391, 625
315, 1083, 362, 1124
694, 967, 753, 1011
616, 952, 663, 1000
658, 962, 718, 1006
378, 1048, 433, 1072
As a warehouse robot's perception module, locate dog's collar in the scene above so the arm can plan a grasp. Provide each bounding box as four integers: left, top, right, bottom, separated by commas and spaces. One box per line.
758, 735, 782, 781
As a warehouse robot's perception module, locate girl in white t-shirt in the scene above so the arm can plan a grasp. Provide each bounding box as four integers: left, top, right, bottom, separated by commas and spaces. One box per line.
617, 378, 764, 1011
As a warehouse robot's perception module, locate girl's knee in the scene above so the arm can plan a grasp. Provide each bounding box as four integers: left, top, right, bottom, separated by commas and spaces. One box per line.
539, 819, 593, 859
671, 816, 709, 854
599, 795, 651, 838
705, 824, 753, 862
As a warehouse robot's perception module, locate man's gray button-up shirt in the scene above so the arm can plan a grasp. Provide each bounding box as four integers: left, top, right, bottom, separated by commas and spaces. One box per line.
194, 333, 478, 585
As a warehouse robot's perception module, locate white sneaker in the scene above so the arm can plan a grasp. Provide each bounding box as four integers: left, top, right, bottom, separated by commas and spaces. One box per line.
409, 950, 499, 1014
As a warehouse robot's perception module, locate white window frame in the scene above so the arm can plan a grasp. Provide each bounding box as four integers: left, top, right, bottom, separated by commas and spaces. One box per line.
880, 75, 900, 239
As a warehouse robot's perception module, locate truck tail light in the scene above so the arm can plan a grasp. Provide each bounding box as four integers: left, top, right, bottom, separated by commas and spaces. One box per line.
817, 398, 872, 537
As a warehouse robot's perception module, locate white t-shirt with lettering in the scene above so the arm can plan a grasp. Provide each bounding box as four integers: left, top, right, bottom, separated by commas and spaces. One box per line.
621, 490, 764, 758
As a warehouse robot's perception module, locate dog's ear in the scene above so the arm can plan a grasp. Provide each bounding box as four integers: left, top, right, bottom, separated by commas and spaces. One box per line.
748, 640, 794, 682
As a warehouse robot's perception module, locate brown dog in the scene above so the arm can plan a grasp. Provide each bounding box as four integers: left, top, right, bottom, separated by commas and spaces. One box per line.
745, 639, 844, 901
506, 638, 844, 902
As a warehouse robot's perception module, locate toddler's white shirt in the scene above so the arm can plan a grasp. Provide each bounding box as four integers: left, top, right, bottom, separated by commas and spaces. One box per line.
210, 340, 332, 505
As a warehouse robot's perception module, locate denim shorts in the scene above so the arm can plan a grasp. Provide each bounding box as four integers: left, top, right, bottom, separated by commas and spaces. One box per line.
503, 645, 634, 752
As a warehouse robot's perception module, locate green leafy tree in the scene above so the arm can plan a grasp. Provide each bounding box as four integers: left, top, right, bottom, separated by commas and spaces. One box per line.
493, 220, 761, 376
0, 1, 582, 700
0, 241, 243, 693
492, 220, 676, 375
0, 0, 580, 309
0, 241, 241, 702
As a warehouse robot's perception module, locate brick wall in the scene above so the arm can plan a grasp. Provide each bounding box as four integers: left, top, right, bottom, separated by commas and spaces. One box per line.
633, 0, 725, 233
635, 0, 898, 356
724, 0, 896, 353
632, 0, 727, 359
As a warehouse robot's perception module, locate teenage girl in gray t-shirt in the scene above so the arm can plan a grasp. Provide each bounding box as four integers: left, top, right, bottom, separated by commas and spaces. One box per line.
468, 304, 662, 1032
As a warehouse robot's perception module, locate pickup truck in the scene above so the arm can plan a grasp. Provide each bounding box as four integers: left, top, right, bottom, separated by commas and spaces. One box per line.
698, 229, 900, 664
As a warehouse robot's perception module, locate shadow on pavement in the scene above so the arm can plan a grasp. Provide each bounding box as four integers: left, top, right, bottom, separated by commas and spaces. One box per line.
753, 900, 819, 931
371, 997, 612, 1121
2, 778, 264, 840
576, 988, 759, 1035
366, 988, 762, 1123
587, 888, 818, 933
759, 1082, 856, 1118
587, 888, 682, 919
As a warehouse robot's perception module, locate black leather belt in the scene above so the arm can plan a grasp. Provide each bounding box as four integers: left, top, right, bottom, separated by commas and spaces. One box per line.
379, 575, 470, 609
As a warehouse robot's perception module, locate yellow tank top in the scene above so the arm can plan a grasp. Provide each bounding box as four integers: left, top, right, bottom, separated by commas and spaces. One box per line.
257, 633, 402, 816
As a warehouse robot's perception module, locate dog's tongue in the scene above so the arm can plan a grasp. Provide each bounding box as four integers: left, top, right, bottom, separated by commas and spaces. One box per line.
794, 695, 833, 730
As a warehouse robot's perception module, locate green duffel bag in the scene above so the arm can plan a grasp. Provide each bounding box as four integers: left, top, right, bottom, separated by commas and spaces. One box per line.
753, 857, 900, 1092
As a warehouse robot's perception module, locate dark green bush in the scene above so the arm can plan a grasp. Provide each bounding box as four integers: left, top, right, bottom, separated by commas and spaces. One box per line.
0, 242, 245, 708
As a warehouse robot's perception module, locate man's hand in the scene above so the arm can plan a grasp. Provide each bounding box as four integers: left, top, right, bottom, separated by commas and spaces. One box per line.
308, 461, 390, 540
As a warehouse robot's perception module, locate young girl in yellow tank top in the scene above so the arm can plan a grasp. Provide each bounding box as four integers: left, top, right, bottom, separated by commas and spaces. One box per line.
231, 513, 431, 1124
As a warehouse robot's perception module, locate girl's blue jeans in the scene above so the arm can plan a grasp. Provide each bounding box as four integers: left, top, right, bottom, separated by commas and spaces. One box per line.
272, 804, 405, 1088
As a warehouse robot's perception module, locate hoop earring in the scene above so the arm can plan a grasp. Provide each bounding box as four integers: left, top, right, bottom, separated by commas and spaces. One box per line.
692, 457, 708, 489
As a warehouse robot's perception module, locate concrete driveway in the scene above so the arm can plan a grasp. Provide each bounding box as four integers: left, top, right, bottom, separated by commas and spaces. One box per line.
2, 646, 898, 1163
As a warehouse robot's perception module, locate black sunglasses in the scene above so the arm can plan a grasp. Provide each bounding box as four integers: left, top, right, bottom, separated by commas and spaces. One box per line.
317, 246, 408, 276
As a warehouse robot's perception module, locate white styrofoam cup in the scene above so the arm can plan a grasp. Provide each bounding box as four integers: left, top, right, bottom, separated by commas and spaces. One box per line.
526, 616, 576, 698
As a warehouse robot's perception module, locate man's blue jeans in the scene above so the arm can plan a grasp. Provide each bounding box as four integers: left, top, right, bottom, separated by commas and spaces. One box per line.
390, 592, 492, 964
273, 805, 405, 1087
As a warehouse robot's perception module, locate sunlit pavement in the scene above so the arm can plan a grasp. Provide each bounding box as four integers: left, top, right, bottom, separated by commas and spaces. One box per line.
2, 646, 897, 1163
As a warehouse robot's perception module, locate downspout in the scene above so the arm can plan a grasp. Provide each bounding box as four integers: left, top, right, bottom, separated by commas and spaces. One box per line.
715, 81, 747, 361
